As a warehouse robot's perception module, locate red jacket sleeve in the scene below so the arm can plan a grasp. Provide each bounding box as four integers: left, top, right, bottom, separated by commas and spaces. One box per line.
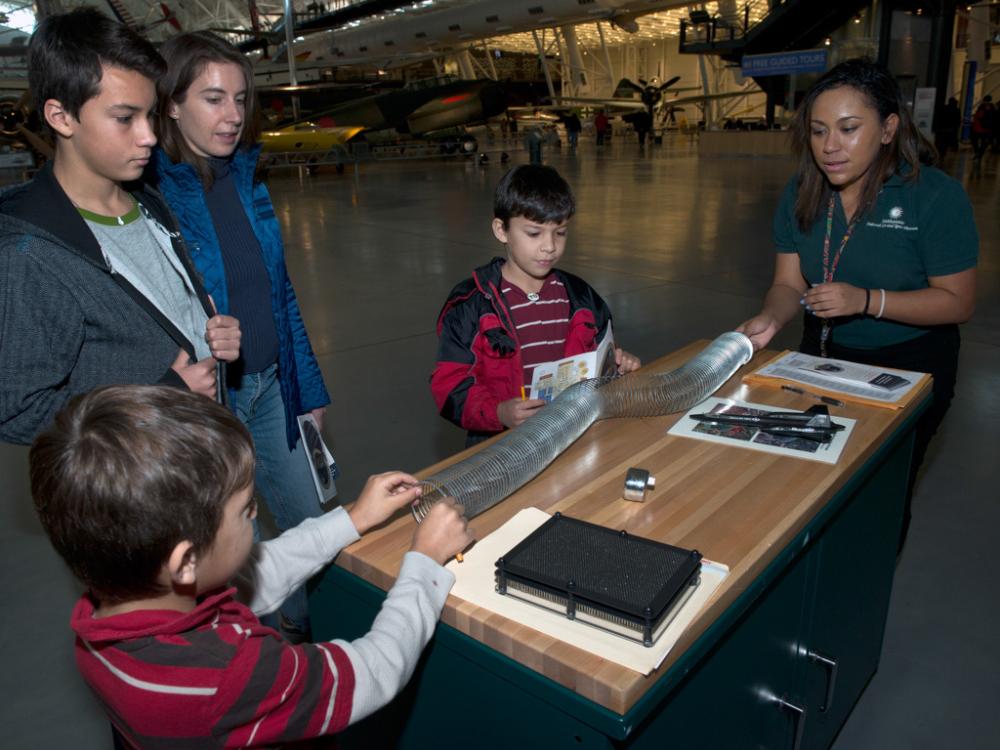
430, 300, 507, 434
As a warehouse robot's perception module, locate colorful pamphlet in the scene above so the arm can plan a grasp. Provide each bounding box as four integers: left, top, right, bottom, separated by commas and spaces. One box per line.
529, 324, 616, 402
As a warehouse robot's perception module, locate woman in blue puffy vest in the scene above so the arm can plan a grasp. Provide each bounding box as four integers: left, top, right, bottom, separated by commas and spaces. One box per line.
151, 31, 333, 641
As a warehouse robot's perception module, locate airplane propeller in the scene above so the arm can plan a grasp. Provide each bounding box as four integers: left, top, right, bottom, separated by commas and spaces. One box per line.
614, 75, 682, 114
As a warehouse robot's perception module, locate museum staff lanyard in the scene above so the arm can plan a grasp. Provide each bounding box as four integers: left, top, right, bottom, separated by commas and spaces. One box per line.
819, 194, 861, 358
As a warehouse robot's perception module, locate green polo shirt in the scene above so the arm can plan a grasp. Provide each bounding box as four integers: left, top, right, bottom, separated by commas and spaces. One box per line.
774, 165, 978, 349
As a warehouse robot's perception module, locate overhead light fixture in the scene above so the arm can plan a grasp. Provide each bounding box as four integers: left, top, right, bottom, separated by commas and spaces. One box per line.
824, 37, 831, 46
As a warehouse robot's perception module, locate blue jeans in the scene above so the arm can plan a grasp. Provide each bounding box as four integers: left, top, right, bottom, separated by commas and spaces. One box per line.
230, 363, 327, 631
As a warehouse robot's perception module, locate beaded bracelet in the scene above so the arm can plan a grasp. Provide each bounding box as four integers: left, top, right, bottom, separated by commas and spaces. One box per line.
876, 288, 886, 319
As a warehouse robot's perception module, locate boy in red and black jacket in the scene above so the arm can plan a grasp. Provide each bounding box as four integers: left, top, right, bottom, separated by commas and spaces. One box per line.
431, 165, 641, 445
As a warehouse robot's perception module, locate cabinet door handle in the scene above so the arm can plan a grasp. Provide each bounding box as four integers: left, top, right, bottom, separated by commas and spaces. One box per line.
774, 695, 807, 750
806, 649, 839, 713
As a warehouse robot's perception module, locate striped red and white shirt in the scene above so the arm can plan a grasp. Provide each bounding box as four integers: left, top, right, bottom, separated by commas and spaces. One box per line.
501, 275, 571, 386
70, 509, 454, 749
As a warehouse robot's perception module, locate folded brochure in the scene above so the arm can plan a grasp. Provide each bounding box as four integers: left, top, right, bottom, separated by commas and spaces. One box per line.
743, 350, 929, 409
529, 323, 615, 402
296, 414, 339, 503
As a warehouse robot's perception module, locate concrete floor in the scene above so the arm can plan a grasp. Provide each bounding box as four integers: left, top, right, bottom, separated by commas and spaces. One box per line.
1, 136, 997, 748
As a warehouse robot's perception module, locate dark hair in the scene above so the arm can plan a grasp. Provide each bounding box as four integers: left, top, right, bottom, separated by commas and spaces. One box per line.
27, 7, 165, 123
30, 386, 255, 604
494, 165, 576, 227
157, 32, 260, 189
791, 58, 936, 231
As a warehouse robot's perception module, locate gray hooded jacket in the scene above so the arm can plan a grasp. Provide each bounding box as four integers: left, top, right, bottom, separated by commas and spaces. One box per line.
0, 163, 217, 444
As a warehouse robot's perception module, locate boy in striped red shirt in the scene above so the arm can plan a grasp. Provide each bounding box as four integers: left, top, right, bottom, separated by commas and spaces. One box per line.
30, 385, 471, 748
432, 165, 641, 444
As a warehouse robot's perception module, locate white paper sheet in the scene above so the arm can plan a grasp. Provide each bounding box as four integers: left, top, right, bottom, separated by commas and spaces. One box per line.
668, 397, 856, 464
447, 508, 728, 675
754, 351, 922, 404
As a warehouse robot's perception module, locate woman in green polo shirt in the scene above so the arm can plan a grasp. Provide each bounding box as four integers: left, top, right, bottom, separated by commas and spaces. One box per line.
738, 59, 978, 546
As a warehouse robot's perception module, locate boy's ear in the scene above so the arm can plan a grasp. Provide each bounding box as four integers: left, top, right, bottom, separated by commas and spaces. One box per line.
166, 541, 198, 587
43, 99, 77, 139
491, 218, 509, 244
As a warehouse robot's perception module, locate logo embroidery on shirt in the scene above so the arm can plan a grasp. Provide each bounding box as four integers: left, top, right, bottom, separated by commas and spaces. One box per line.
866, 205, 917, 232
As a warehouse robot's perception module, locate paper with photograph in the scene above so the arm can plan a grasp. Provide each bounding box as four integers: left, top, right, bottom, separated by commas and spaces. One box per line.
296, 414, 338, 503
668, 397, 856, 464
748, 351, 924, 406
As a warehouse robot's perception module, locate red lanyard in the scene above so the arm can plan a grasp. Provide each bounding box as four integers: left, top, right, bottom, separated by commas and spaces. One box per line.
818, 194, 862, 358
821, 195, 859, 283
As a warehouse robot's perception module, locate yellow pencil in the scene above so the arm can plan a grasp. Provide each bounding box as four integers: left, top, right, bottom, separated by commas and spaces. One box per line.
455, 553, 464, 563
520, 386, 527, 400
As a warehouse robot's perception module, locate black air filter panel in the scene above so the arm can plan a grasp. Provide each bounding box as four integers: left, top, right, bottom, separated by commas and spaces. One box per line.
495, 513, 702, 646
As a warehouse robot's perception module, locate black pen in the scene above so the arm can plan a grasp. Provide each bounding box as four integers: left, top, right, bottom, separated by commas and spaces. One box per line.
781, 385, 845, 408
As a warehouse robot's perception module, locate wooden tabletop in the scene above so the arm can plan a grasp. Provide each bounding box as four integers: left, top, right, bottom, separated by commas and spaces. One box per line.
335, 340, 931, 715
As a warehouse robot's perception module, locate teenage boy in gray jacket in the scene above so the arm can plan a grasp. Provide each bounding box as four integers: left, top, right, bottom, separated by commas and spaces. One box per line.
0, 8, 240, 444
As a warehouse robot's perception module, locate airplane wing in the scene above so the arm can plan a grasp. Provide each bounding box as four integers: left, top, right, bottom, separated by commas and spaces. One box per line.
530, 98, 647, 111
260, 124, 365, 153
554, 88, 764, 111
666, 90, 766, 107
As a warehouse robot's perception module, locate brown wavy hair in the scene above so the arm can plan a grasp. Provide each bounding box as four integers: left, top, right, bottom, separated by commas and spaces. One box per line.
791, 58, 936, 231
30, 385, 255, 604
156, 31, 260, 189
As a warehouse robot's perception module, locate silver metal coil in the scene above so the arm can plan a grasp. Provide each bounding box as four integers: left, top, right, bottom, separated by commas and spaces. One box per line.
412, 332, 754, 522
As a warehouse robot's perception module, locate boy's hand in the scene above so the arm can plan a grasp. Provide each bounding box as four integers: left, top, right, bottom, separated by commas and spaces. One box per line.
497, 397, 545, 429
171, 349, 217, 399
205, 315, 241, 362
615, 348, 642, 374
411, 497, 473, 565
348, 471, 422, 535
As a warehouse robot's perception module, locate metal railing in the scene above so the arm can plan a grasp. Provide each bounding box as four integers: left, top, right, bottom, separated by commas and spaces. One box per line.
679, 0, 776, 50
259, 140, 523, 173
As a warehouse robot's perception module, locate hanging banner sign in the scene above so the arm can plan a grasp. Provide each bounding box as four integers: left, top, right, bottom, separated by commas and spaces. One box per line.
741, 49, 829, 77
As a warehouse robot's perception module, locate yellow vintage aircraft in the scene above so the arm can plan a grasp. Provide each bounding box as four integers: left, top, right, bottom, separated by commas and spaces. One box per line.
259, 122, 365, 154
259, 122, 366, 173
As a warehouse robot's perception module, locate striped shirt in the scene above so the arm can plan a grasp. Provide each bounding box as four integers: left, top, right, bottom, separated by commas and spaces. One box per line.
72, 589, 356, 749
501, 276, 571, 386
69, 510, 455, 748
